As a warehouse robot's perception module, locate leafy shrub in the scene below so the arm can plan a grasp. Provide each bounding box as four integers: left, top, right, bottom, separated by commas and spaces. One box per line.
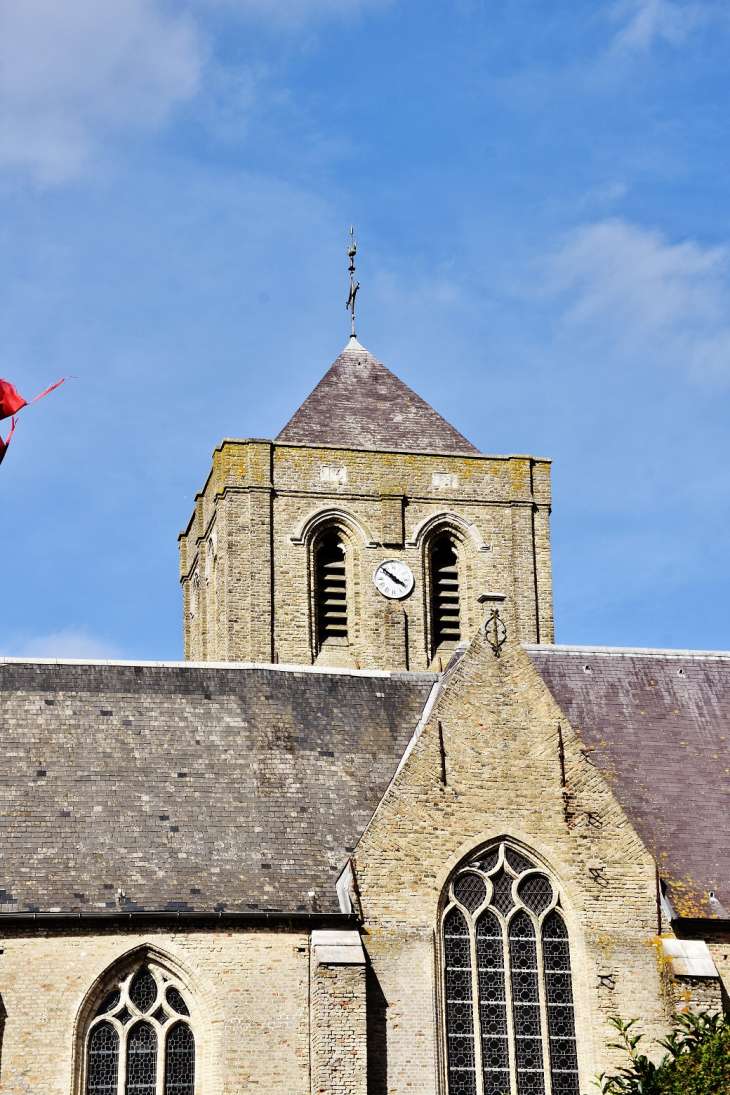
596, 1012, 730, 1095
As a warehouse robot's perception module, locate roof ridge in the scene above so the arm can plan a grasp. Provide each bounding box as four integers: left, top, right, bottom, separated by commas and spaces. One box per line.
0, 655, 438, 679
523, 643, 730, 660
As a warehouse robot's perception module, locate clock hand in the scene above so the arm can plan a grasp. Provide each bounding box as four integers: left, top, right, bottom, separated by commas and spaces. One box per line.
381, 567, 405, 586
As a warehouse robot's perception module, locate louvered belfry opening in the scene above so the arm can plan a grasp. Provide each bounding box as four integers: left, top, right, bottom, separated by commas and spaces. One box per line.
316, 532, 348, 647
431, 534, 461, 650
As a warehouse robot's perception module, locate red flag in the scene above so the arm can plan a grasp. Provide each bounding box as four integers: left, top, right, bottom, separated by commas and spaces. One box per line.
0, 379, 26, 419
0, 375, 71, 421
0, 416, 16, 466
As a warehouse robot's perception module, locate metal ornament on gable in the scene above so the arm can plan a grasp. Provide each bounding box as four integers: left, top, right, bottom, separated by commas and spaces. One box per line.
478, 592, 507, 657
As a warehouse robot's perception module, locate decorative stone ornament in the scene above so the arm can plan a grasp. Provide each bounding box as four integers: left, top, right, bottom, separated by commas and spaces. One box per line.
485, 608, 507, 657
373, 559, 414, 599
478, 592, 507, 657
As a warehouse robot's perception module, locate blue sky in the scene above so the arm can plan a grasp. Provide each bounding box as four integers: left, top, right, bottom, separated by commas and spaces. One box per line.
1, 0, 729, 659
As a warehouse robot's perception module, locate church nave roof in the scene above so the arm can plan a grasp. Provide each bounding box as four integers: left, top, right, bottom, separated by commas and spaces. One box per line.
0, 659, 435, 918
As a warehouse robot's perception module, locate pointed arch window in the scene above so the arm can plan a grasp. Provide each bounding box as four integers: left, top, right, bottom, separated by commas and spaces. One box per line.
83, 964, 195, 1095
443, 843, 580, 1095
430, 534, 461, 652
316, 531, 348, 647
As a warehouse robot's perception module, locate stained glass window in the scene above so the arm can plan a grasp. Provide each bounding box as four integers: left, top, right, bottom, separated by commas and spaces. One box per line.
86, 1022, 119, 1095
542, 913, 580, 1095
472, 848, 500, 874
477, 911, 509, 1095
166, 987, 190, 1016
454, 873, 487, 913
509, 913, 544, 1095
443, 843, 580, 1095
505, 849, 534, 875
96, 991, 121, 1017
165, 1023, 196, 1095
489, 869, 514, 917
444, 907, 477, 1095
126, 1022, 157, 1095
518, 876, 553, 917
85, 966, 195, 1095
130, 969, 158, 1013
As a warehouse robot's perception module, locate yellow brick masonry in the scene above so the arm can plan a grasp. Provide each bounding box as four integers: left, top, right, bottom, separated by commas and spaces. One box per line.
0, 928, 312, 1095
0, 926, 375, 1095
179, 440, 553, 670
311, 965, 367, 1095
350, 622, 673, 1095
707, 941, 730, 1003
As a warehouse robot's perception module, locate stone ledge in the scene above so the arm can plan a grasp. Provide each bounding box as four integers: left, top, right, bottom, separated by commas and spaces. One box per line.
662, 938, 719, 978
311, 929, 366, 966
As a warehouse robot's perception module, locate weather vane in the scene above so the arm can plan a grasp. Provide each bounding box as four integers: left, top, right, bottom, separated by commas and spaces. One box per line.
346, 226, 359, 339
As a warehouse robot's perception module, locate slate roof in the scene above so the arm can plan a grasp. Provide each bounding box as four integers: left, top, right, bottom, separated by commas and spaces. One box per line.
525, 644, 730, 920
275, 337, 480, 454
0, 659, 435, 916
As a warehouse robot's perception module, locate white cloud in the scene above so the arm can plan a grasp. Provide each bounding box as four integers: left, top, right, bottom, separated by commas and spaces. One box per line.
611, 0, 712, 52
544, 219, 730, 381
0, 0, 202, 182
0, 0, 387, 182
1, 628, 121, 659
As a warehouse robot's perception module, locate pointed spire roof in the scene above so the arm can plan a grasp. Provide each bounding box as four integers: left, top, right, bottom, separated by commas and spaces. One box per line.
275, 337, 480, 455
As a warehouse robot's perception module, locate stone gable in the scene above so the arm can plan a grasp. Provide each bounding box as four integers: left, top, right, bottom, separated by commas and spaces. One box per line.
349, 629, 671, 1094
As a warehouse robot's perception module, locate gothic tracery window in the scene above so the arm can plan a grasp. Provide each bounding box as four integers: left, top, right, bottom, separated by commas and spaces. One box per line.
443, 843, 580, 1095
84, 964, 195, 1095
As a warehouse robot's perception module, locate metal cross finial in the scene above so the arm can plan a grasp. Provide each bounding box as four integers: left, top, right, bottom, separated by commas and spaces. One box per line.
346, 226, 360, 338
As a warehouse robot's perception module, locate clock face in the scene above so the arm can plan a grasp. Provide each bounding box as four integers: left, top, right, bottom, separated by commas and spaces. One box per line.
373, 559, 415, 600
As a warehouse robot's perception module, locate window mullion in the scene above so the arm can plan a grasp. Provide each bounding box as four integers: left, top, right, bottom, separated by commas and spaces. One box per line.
470, 920, 485, 1095
502, 917, 518, 1095
156, 1026, 165, 1095
536, 926, 552, 1095
117, 1025, 126, 1095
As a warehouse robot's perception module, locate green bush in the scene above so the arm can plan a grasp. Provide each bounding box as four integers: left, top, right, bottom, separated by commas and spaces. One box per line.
596, 1012, 730, 1095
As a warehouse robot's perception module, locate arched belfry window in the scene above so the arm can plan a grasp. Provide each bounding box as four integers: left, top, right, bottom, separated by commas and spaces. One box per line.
316, 532, 348, 647
84, 964, 195, 1095
443, 843, 580, 1095
430, 534, 461, 652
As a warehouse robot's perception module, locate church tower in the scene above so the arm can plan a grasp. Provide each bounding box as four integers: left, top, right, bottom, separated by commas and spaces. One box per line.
179, 336, 553, 670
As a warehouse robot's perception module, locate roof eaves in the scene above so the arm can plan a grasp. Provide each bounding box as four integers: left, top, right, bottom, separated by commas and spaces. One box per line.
671, 917, 730, 939
273, 440, 551, 462
0, 909, 358, 929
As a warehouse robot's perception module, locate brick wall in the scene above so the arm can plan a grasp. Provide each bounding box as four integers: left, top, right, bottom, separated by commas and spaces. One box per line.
0, 927, 311, 1095
179, 441, 553, 669
0, 924, 376, 1095
310, 933, 367, 1095
350, 628, 675, 1094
